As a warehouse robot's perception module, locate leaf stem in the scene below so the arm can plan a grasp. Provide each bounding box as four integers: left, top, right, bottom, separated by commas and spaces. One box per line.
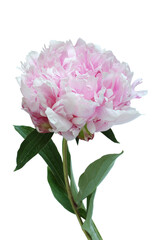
62, 138, 92, 240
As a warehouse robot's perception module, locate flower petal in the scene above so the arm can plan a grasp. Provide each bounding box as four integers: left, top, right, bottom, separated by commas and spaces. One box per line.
45, 107, 72, 132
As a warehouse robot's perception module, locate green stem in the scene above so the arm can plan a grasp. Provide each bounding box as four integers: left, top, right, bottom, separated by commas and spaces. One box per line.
91, 221, 103, 240
62, 138, 92, 240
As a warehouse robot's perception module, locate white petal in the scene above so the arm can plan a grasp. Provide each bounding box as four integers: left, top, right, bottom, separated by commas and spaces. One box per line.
45, 107, 72, 132
114, 108, 140, 124
61, 131, 75, 141
72, 117, 85, 125
62, 92, 98, 118
62, 128, 80, 141
87, 121, 96, 134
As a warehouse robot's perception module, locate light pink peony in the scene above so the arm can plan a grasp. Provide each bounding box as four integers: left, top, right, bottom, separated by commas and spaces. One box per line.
18, 39, 146, 140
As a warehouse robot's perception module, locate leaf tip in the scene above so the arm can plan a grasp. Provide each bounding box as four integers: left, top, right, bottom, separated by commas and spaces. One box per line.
75, 137, 79, 145
120, 150, 124, 155
14, 166, 18, 172
101, 129, 120, 144
13, 125, 20, 132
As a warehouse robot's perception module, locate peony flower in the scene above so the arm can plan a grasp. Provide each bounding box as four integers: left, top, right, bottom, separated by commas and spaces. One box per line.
18, 39, 146, 140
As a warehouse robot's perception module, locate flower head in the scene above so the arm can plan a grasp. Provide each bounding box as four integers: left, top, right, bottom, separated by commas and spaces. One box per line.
18, 39, 146, 140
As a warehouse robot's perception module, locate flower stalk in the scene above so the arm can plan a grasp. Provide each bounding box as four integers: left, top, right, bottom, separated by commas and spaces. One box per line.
62, 138, 92, 240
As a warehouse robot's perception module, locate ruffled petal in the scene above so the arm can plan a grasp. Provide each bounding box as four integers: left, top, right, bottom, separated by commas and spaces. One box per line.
45, 107, 72, 132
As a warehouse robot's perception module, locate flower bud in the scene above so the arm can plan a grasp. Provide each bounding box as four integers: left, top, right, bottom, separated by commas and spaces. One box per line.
78, 125, 94, 141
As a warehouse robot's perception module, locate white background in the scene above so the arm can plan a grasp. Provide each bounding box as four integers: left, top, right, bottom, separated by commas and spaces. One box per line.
0, 0, 160, 239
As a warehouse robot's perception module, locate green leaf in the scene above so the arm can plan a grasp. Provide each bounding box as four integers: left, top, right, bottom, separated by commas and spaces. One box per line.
76, 137, 79, 145
15, 128, 53, 171
77, 151, 123, 202
47, 167, 73, 213
101, 128, 119, 143
15, 126, 76, 213
14, 125, 34, 138
82, 190, 97, 240
14, 126, 71, 211
14, 125, 65, 189
40, 139, 65, 189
